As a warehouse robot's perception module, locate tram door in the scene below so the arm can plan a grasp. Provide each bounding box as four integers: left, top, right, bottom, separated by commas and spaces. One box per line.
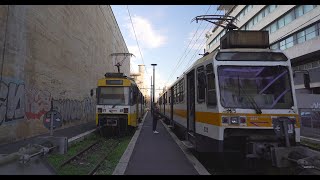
187, 70, 196, 140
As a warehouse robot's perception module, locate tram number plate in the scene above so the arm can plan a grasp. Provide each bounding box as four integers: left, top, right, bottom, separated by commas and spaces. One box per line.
107, 119, 117, 126
287, 124, 293, 134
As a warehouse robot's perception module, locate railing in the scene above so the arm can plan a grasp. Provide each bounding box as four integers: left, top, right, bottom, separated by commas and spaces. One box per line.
299, 108, 320, 139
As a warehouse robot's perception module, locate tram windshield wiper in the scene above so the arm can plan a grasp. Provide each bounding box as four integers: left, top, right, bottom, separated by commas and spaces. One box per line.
112, 104, 119, 108
238, 81, 262, 114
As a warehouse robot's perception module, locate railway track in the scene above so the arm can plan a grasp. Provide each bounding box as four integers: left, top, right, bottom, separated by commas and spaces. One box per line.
56, 138, 120, 175
89, 139, 119, 175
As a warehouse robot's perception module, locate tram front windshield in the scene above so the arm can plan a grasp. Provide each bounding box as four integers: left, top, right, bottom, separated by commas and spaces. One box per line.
98, 87, 129, 105
218, 66, 294, 109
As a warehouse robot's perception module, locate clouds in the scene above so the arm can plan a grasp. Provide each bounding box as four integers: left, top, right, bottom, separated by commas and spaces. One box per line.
125, 15, 167, 49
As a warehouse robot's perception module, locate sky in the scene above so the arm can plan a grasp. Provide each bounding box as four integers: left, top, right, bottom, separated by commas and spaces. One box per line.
111, 5, 224, 99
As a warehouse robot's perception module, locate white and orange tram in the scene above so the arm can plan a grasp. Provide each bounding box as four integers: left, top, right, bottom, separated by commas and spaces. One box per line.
158, 31, 307, 163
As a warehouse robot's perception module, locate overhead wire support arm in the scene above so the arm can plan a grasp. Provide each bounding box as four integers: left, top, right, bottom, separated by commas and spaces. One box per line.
191, 15, 238, 31
110, 53, 135, 73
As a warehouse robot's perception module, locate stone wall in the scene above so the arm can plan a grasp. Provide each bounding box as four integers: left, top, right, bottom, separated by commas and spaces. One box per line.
0, 5, 129, 144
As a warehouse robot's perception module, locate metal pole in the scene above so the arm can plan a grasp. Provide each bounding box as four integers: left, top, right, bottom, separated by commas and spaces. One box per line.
151, 64, 157, 108
50, 99, 54, 136
153, 66, 155, 104
150, 76, 152, 111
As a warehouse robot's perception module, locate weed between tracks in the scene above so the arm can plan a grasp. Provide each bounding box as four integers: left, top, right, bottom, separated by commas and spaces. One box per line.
301, 139, 320, 151
46, 133, 132, 175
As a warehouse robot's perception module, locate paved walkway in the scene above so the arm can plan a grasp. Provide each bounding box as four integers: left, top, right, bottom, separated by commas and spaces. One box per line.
0, 121, 96, 175
0, 121, 96, 154
124, 112, 199, 175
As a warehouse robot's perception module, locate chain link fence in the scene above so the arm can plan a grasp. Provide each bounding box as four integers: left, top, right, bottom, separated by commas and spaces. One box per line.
299, 108, 320, 139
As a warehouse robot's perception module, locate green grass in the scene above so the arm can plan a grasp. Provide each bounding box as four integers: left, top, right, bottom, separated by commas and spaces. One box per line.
301, 139, 320, 150
46, 133, 101, 174
95, 136, 132, 175
46, 133, 133, 175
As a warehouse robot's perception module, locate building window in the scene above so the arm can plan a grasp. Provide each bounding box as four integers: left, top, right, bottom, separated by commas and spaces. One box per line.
265, 5, 317, 35
280, 40, 286, 50
271, 43, 279, 50
284, 12, 294, 25
257, 12, 263, 21
295, 5, 304, 18
286, 36, 294, 49
271, 23, 278, 33
240, 5, 278, 31
278, 17, 285, 29
279, 36, 294, 50
269, 5, 276, 12
304, 5, 314, 13
305, 25, 316, 41
297, 30, 306, 44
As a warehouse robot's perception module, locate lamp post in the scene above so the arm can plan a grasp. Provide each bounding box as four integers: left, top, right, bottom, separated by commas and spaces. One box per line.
151, 64, 157, 108
150, 76, 152, 111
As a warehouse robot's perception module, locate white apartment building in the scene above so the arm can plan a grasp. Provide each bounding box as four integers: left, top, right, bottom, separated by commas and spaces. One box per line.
205, 5, 320, 94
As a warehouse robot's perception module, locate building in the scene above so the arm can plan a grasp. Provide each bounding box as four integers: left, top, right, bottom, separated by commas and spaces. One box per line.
0, 5, 129, 144
206, 5, 320, 101
130, 64, 148, 97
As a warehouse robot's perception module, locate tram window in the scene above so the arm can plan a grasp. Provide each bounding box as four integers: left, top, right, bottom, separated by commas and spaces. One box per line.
197, 66, 206, 103
180, 78, 184, 102
216, 52, 288, 61
174, 84, 178, 104
206, 64, 217, 106
167, 94, 168, 104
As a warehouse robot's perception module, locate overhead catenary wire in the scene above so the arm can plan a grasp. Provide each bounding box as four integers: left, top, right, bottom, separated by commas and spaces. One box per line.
166, 6, 221, 87
182, 23, 216, 72
126, 5, 149, 76
100, 5, 131, 73
164, 5, 212, 86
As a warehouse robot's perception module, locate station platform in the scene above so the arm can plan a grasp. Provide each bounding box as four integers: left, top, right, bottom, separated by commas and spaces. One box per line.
124, 112, 200, 175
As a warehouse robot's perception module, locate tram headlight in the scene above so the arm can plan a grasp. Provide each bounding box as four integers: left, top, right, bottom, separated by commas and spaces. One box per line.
222, 117, 229, 124
240, 116, 246, 124
230, 117, 239, 124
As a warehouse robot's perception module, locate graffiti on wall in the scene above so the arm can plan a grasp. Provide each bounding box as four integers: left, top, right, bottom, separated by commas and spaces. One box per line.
0, 81, 25, 125
52, 97, 95, 124
25, 89, 52, 119
311, 102, 320, 109
0, 80, 95, 127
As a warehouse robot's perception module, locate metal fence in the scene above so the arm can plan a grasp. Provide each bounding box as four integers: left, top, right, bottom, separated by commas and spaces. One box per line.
299, 108, 320, 139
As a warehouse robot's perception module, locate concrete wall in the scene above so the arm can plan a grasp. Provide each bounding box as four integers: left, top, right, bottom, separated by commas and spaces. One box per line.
0, 5, 129, 144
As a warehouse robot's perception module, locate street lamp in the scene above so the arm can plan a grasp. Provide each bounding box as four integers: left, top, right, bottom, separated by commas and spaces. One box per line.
151, 64, 157, 111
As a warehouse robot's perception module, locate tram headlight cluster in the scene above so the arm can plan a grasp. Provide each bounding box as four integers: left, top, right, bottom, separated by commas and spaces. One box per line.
221, 116, 247, 125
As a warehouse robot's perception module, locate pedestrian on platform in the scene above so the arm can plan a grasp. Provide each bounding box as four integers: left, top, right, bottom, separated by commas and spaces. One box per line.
153, 103, 160, 134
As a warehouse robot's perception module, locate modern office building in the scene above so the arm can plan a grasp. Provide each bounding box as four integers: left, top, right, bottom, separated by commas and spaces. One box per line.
206, 5, 320, 94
